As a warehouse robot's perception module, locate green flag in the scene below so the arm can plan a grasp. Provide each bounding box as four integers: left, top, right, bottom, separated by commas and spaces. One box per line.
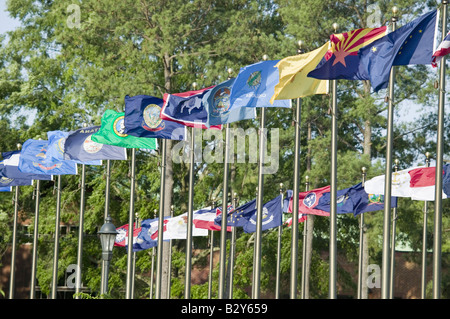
92, 110, 157, 149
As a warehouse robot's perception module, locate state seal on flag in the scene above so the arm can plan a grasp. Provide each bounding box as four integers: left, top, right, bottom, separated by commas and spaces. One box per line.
83, 135, 103, 154
211, 87, 231, 117
247, 71, 262, 89
303, 192, 317, 208
113, 116, 128, 137
0, 176, 13, 184
143, 104, 164, 131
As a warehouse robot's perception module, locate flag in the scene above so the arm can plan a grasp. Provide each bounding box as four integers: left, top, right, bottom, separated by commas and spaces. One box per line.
18, 139, 78, 175
150, 212, 208, 240
193, 206, 232, 231
124, 95, 187, 140
242, 195, 284, 233
230, 60, 292, 108
1, 151, 52, 181
314, 183, 397, 217
1, 157, 34, 186
203, 78, 257, 128
64, 126, 127, 161
443, 164, 450, 197
0, 186, 11, 192
160, 86, 222, 130
307, 26, 388, 81
46, 130, 102, 165
408, 165, 449, 201
288, 185, 331, 216
214, 199, 257, 228
357, 9, 438, 91
114, 223, 142, 251
91, 110, 158, 149
281, 190, 307, 226
270, 42, 330, 104
432, 31, 450, 67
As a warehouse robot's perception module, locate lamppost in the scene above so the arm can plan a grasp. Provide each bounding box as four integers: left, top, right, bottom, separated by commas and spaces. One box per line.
98, 215, 117, 296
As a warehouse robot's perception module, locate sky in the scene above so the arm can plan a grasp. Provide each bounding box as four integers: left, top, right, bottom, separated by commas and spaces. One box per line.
0, 1, 20, 35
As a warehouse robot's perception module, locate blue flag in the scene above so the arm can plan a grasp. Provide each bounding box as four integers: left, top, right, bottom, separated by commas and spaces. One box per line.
313, 182, 397, 217
160, 86, 222, 130
47, 130, 102, 165
443, 164, 450, 198
358, 10, 438, 92
124, 95, 187, 140
135, 217, 170, 252
243, 195, 283, 233
19, 139, 78, 175
64, 126, 127, 161
0, 186, 11, 192
230, 60, 291, 108
0, 160, 33, 187
1, 151, 52, 181
214, 199, 257, 228
203, 78, 257, 128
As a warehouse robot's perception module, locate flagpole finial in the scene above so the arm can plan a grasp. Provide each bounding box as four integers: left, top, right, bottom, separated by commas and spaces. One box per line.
305, 175, 309, 182
192, 82, 197, 89
16, 143, 21, 150
361, 167, 366, 173
394, 158, 399, 166
392, 6, 398, 21
426, 152, 430, 159
297, 40, 304, 54
332, 23, 339, 33
262, 54, 269, 61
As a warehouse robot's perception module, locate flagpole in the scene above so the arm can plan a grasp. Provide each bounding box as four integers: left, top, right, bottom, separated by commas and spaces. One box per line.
389, 159, 399, 299
228, 194, 238, 299
381, 7, 397, 299
75, 164, 86, 298
357, 167, 366, 299
167, 205, 174, 298
421, 152, 430, 299
208, 199, 216, 299
8, 185, 19, 299
329, 21, 339, 296
219, 69, 233, 299
301, 176, 309, 299
156, 139, 167, 299
185, 82, 197, 299
51, 174, 62, 299
275, 183, 284, 299
433, 0, 447, 299
125, 148, 136, 299
100, 159, 111, 296
131, 213, 139, 299
291, 41, 304, 299
30, 179, 40, 299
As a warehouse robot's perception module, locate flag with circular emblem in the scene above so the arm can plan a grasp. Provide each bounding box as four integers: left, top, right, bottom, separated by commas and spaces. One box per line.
91, 109, 157, 149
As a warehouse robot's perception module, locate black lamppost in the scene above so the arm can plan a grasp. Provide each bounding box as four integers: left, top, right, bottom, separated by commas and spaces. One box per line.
98, 215, 117, 296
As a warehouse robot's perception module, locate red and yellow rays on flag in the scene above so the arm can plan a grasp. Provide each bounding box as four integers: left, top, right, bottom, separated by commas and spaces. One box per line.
325, 26, 388, 67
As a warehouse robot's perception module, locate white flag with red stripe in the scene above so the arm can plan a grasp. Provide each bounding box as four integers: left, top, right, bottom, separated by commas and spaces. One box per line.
432, 31, 450, 67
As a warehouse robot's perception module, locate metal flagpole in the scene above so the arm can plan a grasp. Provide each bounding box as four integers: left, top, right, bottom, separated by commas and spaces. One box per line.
75, 164, 86, 298
131, 213, 139, 299
30, 179, 40, 299
208, 200, 216, 299
329, 22, 339, 296
254, 54, 269, 299
167, 205, 174, 298
433, 0, 447, 299
185, 82, 198, 299
301, 176, 309, 299
219, 69, 233, 299
125, 148, 136, 299
275, 183, 284, 299
291, 40, 304, 299
357, 167, 366, 299
51, 174, 62, 299
228, 194, 238, 299
252, 187, 257, 298
150, 246, 155, 299
8, 185, 19, 299
421, 152, 430, 299
156, 139, 167, 299
381, 7, 397, 299
389, 159, 399, 299
100, 159, 111, 296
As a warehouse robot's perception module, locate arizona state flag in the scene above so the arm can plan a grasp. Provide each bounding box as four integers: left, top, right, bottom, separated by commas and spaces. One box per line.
307, 26, 387, 81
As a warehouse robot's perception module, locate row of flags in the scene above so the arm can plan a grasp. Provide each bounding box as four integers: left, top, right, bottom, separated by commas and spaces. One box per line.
114, 162, 450, 254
